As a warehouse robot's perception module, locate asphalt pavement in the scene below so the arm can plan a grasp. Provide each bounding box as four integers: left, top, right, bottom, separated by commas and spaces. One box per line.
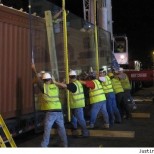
15, 86, 154, 147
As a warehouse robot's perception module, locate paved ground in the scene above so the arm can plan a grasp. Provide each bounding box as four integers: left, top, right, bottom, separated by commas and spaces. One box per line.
15, 86, 154, 147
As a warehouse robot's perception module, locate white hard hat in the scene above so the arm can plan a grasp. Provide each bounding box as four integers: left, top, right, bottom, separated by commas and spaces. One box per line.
119, 67, 124, 71
69, 70, 77, 76
40, 70, 45, 74
42, 73, 52, 80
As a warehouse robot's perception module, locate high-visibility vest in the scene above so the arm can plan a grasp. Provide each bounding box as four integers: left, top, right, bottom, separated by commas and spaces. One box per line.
89, 79, 106, 104
120, 74, 131, 90
101, 76, 114, 94
39, 83, 61, 110
69, 80, 85, 109
111, 77, 124, 94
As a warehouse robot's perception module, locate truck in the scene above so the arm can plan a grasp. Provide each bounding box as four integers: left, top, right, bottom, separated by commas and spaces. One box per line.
113, 35, 154, 92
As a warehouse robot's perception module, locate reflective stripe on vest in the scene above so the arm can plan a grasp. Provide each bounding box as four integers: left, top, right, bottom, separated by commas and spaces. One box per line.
111, 78, 124, 94
39, 83, 61, 110
89, 79, 106, 104
101, 76, 113, 93
69, 80, 85, 109
120, 74, 131, 90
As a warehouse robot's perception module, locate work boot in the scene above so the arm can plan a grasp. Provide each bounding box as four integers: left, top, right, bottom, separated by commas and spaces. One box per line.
87, 123, 94, 129
102, 124, 109, 129
79, 130, 90, 138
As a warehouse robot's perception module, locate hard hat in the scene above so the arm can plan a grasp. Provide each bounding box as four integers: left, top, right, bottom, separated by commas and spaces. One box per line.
108, 72, 114, 77
69, 70, 77, 76
40, 70, 45, 74
119, 67, 124, 71
42, 73, 52, 80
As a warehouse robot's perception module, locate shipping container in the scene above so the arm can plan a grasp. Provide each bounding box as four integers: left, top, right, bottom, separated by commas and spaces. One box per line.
0, 5, 47, 135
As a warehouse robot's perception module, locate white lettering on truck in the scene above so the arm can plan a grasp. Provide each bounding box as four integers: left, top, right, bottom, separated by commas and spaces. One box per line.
131, 73, 147, 78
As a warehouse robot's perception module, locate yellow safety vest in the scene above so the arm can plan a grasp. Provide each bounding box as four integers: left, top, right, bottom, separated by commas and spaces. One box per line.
120, 74, 131, 90
69, 80, 85, 109
39, 83, 62, 111
89, 79, 106, 104
111, 78, 124, 94
101, 76, 114, 94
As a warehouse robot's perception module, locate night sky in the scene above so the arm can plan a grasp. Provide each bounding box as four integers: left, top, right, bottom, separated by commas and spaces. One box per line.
1, 0, 154, 65
112, 0, 154, 63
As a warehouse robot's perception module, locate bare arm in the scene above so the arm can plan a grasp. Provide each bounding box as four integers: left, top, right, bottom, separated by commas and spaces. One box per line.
79, 80, 86, 85
53, 10, 62, 19
32, 63, 37, 74
53, 80, 67, 88
31, 63, 44, 92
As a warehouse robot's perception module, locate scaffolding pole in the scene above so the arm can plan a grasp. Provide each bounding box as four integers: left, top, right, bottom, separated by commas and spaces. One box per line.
94, 0, 99, 75
62, 0, 70, 122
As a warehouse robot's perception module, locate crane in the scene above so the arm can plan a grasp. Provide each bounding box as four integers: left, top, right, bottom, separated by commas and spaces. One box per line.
82, 0, 113, 36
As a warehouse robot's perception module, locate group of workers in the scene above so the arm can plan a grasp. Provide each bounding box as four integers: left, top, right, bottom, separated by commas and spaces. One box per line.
32, 64, 137, 147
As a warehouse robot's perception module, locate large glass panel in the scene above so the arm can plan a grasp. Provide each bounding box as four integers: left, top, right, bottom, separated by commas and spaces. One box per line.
98, 27, 112, 70
67, 12, 96, 75
29, 0, 112, 119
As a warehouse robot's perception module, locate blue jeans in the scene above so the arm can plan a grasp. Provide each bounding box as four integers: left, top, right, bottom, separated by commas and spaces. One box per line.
90, 101, 109, 125
106, 92, 122, 125
41, 112, 68, 147
71, 108, 89, 136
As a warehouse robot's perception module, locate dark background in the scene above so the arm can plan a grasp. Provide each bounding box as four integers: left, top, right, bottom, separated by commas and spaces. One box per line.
1, 0, 154, 67
112, 0, 154, 66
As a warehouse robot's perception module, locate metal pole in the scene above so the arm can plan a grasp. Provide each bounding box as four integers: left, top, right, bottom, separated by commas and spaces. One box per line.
28, 0, 39, 132
94, 0, 99, 76
28, 0, 34, 64
62, 0, 70, 122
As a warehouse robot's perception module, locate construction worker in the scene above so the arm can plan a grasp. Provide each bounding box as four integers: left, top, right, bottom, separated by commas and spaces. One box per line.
53, 70, 89, 137
118, 67, 137, 110
108, 72, 131, 120
32, 64, 68, 147
99, 68, 121, 126
79, 72, 110, 129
